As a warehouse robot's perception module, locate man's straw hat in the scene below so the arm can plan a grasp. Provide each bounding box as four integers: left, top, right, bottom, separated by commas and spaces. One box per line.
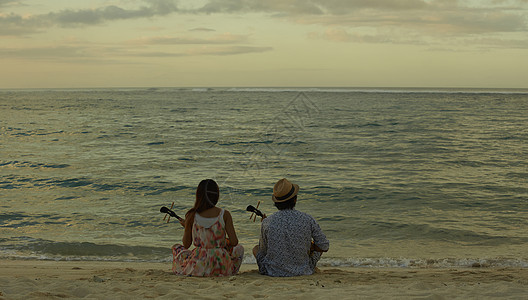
272, 178, 299, 203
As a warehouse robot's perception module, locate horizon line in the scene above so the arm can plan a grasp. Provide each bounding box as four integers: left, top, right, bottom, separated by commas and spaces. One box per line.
2, 86, 528, 90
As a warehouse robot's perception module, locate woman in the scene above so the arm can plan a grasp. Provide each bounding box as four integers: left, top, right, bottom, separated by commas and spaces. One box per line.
172, 179, 244, 276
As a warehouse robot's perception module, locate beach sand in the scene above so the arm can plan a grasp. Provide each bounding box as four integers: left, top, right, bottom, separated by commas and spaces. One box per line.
1, 260, 527, 299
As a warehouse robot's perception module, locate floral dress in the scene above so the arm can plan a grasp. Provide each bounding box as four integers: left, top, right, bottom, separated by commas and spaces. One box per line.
172, 209, 244, 276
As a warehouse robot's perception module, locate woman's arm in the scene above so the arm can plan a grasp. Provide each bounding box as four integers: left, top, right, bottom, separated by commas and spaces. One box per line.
181, 212, 194, 249
223, 210, 238, 246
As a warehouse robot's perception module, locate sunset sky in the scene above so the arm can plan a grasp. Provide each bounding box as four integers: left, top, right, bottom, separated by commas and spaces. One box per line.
1, 0, 528, 88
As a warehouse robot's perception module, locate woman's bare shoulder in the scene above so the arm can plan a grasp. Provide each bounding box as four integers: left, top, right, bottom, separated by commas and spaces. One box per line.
223, 209, 233, 221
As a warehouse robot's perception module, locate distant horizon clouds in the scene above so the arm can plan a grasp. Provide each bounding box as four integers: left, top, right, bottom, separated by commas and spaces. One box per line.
1, 0, 527, 88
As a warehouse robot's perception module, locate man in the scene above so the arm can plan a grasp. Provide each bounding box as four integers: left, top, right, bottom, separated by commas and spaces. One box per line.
253, 178, 329, 277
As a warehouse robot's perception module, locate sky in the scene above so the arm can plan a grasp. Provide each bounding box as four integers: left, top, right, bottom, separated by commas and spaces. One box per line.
1, 0, 528, 88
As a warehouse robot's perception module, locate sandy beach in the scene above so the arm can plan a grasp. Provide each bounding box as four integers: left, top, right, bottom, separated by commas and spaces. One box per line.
0, 260, 526, 299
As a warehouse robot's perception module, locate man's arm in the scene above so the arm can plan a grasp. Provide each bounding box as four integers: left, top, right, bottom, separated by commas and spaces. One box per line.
311, 219, 329, 252
257, 220, 268, 257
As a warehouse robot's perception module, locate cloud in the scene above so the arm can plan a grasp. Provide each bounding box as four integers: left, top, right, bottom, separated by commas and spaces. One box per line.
189, 27, 216, 32
190, 0, 527, 36
1, 0, 527, 51
0, 44, 273, 61
0, 45, 99, 61
127, 33, 249, 45
462, 35, 528, 49
297, 3, 527, 34
0, 0, 180, 36
0, 44, 139, 63
309, 28, 375, 43
0, 0, 20, 7
442, 11, 527, 33
0, 13, 50, 35
47, 0, 178, 26
186, 45, 273, 56
2, 0, 526, 36
195, 0, 325, 15
309, 27, 427, 45
129, 45, 272, 57
132, 51, 185, 57
193, 0, 430, 14
310, 25, 528, 50
296, 1, 527, 50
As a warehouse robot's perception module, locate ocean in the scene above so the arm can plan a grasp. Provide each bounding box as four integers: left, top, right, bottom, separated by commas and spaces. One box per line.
1, 87, 527, 268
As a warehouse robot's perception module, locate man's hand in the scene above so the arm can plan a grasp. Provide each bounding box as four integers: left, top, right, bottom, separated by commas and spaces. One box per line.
310, 241, 327, 253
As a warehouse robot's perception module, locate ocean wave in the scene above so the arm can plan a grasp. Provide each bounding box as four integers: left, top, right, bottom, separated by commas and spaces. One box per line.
0, 160, 70, 169
223, 87, 528, 94
0, 174, 193, 196
1, 251, 526, 269
1, 237, 169, 261
2, 237, 527, 269
55, 178, 93, 188
0, 213, 72, 229
4, 87, 528, 94
319, 257, 528, 268
2, 88, 528, 270
3, 128, 66, 137
0, 213, 25, 224
337, 219, 528, 247
146, 141, 165, 146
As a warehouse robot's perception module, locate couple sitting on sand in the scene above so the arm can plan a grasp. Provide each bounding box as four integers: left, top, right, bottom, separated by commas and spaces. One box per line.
171, 178, 330, 277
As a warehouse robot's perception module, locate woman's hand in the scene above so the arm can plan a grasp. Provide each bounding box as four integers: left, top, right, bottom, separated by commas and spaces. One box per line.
223, 210, 239, 247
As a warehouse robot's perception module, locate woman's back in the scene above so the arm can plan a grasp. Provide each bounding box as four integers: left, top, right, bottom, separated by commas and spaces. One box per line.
172, 207, 244, 276
171, 179, 244, 276
192, 209, 227, 248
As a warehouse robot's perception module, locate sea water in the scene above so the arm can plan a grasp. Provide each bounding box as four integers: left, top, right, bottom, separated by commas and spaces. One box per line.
1, 87, 527, 268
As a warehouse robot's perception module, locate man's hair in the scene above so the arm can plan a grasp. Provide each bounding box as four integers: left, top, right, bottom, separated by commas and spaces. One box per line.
274, 196, 297, 210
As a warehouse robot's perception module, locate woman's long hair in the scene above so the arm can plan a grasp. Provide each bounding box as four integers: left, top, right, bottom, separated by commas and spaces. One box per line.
185, 179, 219, 218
